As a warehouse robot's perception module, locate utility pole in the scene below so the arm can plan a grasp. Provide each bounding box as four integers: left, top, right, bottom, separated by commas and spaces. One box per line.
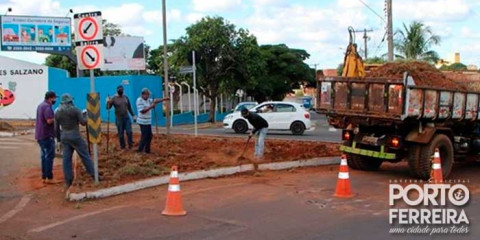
162, 0, 170, 134
386, 0, 394, 61
354, 29, 373, 59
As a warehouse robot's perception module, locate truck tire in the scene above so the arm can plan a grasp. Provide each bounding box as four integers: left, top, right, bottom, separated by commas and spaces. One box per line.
346, 154, 383, 171
407, 145, 422, 178
409, 134, 454, 180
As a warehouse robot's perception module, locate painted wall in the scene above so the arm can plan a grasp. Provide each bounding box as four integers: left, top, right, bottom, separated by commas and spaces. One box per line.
48, 68, 164, 124
0, 56, 49, 119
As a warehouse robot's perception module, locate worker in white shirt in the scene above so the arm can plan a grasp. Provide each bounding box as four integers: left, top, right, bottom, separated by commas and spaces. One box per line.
135, 88, 169, 153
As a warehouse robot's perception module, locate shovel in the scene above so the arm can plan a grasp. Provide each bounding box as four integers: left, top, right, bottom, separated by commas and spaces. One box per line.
237, 135, 252, 161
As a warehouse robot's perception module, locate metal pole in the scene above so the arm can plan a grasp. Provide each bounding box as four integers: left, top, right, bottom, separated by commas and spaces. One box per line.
363, 29, 368, 59
89, 69, 99, 185
181, 82, 191, 112
162, 0, 170, 134
386, 0, 394, 61
193, 51, 198, 136
220, 94, 223, 113
175, 82, 183, 113
169, 84, 174, 128
214, 97, 218, 123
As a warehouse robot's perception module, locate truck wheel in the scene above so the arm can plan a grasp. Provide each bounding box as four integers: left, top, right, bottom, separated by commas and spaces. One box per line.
409, 134, 454, 180
290, 122, 305, 135
233, 120, 248, 134
346, 154, 382, 171
407, 145, 422, 178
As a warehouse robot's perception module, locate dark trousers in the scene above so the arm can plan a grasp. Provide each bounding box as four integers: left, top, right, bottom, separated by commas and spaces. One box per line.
138, 124, 153, 153
61, 131, 95, 186
116, 117, 133, 149
37, 137, 55, 179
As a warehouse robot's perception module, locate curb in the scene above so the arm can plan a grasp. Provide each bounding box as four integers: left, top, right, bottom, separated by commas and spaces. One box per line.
0, 129, 34, 138
68, 157, 340, 201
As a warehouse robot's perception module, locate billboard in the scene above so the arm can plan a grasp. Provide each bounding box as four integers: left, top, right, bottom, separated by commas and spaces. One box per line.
102, 36, 146, 71
0, 15, 71, 52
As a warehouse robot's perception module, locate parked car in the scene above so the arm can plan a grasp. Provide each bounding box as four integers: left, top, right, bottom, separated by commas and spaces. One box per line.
233, 102, 257, 112
223, 101, 312, 135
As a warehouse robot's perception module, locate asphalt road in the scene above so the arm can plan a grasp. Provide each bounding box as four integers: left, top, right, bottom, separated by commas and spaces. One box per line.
1, 162, 479, 240
169, 112, 341, 143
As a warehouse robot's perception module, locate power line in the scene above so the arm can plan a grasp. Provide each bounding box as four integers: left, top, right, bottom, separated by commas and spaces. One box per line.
358, 0, 386, 24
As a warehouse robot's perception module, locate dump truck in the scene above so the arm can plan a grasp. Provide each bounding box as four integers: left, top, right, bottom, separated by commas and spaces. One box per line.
316, 73, 480, 179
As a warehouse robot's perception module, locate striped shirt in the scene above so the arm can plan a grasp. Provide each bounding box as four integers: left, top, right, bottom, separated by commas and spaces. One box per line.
136, 97, 153, 125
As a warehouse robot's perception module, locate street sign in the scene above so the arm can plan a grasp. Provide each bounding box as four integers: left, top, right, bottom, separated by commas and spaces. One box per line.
76, 41, 104, 70
179, 66, 193, 74
74, 11, 104, 70
74, 11, 103, 42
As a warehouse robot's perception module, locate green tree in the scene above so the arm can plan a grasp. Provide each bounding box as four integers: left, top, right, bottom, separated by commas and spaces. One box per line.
439, 62, 467, 71
172, 16, 265, 122
394, 21, 441, 63
44, 20, 125, 76
251, 44, 313, 102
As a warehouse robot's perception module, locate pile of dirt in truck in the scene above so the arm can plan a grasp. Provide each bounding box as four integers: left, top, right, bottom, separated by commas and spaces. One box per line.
69, 134, 340, 190
367, 61, 468, 91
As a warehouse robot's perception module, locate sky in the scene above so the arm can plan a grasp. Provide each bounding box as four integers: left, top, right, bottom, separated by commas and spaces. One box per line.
0, 0, 479, 69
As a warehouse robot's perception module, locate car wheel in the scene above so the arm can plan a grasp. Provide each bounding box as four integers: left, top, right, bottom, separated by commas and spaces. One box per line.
290, 121, 305, 135
233, 120, 248, 134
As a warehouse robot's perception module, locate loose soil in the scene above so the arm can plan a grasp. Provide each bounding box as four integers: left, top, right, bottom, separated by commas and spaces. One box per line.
69, 134, 339, 191
367, 61, 467, 91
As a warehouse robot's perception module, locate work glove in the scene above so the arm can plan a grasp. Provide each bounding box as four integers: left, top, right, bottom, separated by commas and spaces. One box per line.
132, 115, 137, 122
82, 109, 88, 117
106, 97, 111, 105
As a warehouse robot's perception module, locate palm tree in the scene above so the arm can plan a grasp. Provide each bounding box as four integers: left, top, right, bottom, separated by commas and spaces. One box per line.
394, 21, 441, 63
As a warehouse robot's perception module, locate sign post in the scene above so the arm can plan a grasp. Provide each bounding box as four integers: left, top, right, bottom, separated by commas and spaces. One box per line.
74, 11, 103, 185
193, 51, 198, 136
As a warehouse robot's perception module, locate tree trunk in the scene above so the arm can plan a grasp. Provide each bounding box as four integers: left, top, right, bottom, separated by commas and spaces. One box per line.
208, 96, 216, 122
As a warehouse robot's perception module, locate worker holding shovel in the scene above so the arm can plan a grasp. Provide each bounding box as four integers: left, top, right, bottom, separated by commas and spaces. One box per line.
135, 88, 169, 154
240, 107, 269, 159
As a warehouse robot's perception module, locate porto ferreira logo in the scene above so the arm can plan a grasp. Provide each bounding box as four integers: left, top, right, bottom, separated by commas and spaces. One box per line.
87, 93, 102, 144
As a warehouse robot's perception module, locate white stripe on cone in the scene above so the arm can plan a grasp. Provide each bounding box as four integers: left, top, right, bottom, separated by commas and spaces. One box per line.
170, 171, 178, 178
432, 163, 441, 170
168, 184, 181, 192
338, 172, 349, 179
434, 151, 440, 158
340, 159, 348, 166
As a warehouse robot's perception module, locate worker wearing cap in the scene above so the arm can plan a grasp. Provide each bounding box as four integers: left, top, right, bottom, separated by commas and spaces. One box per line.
54, 94, 95, 189
106, 85, 136, 150
35, 91, 57, 184
135, 88, 169, 153
240, 107, 269, 159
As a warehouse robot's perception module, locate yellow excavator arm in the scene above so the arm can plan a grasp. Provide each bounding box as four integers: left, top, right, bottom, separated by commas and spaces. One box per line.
342, 27, 365, 78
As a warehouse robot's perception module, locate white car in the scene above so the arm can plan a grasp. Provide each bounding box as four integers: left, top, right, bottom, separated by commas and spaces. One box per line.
223, 101, 312, 135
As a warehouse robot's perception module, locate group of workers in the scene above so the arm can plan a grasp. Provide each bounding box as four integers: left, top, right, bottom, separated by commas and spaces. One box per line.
34, 85, 269, 193
34, 86, 168, 192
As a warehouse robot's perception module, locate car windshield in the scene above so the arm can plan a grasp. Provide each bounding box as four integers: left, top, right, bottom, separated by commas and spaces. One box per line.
234, 103, 256, 112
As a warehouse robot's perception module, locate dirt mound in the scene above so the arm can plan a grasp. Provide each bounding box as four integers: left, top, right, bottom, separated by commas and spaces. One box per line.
367, 61, 465, 90
70, 134, 340, 191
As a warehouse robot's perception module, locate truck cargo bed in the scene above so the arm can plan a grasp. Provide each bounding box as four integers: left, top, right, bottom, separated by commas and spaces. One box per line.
316, 75, 480, 125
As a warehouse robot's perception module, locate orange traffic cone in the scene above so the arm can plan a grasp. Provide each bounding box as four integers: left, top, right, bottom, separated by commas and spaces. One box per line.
334, 154, 354, 198
430, 148, 443, 183
162, 166, 187, 216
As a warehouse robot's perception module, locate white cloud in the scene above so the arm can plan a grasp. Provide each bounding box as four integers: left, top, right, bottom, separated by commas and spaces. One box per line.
143, 9, 182, 24
186, 13, 206, 23
0, 0, 65, 16
192, 0, 242, 12
245, 1, 370, 68
394, 0, 471, 22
